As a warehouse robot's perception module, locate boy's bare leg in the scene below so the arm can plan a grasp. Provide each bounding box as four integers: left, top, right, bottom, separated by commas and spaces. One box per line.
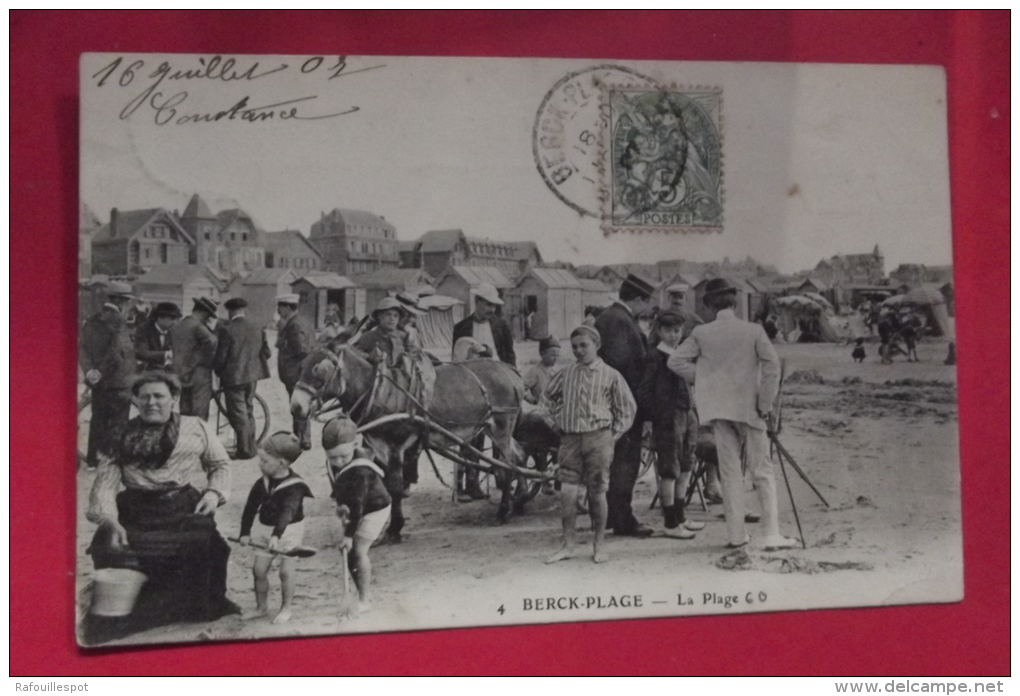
676, 471, 691, 501
244, 556, 272, 620
590, 487, 609, 563
546, 482, 579, 563
352, 536, 373, 613
273, 556, 295, 624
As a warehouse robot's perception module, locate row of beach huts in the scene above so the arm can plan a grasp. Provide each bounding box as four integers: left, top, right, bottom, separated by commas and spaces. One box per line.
79, 264, 624, 348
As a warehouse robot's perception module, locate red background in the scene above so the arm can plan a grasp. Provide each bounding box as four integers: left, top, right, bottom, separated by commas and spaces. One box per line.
10, 11, 1009, 676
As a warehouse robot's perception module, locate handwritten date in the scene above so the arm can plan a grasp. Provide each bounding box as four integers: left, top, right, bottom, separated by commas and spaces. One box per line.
91, 55, 382, 126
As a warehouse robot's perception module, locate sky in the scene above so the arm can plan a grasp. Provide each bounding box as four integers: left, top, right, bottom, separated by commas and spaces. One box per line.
81, 54, 954, 274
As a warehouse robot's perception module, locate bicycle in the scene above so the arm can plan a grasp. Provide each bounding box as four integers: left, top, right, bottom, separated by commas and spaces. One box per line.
77, 383, 271, 467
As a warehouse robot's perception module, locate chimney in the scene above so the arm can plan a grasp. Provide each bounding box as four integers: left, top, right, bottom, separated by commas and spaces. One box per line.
110, 208, 119, 237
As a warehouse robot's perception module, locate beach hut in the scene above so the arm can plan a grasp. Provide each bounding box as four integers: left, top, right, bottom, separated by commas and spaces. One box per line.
241, 268, 297, 328
434, 266, 513, 315
506, 268, 584, 341
579, 278, 615, 310
133, 265, 226, 317
353, 267, 432, 312
291, 272, 363, 329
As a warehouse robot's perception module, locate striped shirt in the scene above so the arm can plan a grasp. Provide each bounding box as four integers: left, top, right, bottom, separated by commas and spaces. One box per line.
87, 416, 231, 523
544, 357, 637, 440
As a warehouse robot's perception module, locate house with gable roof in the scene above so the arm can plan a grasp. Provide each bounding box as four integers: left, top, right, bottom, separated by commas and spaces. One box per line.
261, 229, 324, 272
178, 193, 266, 274
91, 207, 194, 276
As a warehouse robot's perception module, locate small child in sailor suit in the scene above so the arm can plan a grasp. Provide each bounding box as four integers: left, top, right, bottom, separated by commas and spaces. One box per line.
323, 416, 393, 615
239, 431, 313, 624
851, 337, 867, 363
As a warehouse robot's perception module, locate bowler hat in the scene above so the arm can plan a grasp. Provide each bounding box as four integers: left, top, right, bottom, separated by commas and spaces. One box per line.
656, 310, 685, 327
471, 283, 504, 306
702, 277, 738, 298
621, 273, 655, 299
224, 297, 248, 311
193, 297, 219, 315
152, 302, 182, 319
107, 281, 136, 300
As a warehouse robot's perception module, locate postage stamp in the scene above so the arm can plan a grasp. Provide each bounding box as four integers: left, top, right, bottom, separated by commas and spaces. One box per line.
599, 85, 724, 234
532, 65, 659, 217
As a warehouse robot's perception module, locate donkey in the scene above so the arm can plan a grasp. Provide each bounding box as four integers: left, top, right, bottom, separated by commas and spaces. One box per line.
290, 346, 524, 542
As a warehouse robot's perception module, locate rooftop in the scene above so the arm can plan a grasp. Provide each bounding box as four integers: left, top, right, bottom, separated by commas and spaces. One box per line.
443, 265, 513, 289
518, 268, 581, 289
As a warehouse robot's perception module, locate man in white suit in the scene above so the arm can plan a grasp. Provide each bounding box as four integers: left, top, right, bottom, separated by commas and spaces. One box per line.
667, 278, 796, 550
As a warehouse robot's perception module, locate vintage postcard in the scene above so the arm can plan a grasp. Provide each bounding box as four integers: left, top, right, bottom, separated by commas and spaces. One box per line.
76, 54, 960, 646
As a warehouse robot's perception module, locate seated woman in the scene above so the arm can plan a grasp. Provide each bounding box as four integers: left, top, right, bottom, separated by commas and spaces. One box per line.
83, 371, 239, 644
354, 297, 416, 365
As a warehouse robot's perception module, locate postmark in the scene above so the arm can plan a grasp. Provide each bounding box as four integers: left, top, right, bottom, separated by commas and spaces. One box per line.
599, 85, 723, 234
532, 65, 659, 217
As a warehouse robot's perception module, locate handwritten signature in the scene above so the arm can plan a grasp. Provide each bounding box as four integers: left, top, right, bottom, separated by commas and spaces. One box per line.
91, 55, 384, 126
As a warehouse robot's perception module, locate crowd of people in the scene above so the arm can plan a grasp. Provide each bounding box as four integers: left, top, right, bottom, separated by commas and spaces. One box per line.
79, 284, 323, 641
78, 272, 800, 641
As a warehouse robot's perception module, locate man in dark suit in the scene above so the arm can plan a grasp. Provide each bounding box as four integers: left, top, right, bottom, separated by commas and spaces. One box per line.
594, 273, 655, 536
171, 297, 219, 420
451, 283, 516, 367
134, 302, 181, 372
79, 281, 138, 467
213, 297, 272, 459
276, 293, 317, 449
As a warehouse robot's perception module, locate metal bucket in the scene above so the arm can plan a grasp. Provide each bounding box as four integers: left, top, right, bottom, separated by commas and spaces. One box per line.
90, 568, 147, 617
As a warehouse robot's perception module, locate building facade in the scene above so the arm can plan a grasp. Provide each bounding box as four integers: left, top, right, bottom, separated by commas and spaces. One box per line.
262, 229, 324, 272
91, 208, 194, 277
812, 245, 886, 287
178, 194, 266, 274
412, 229, 521, 279
309, 208, 399, 276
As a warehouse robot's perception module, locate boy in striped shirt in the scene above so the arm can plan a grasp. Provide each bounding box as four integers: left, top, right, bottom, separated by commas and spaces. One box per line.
544, 325, 637, 564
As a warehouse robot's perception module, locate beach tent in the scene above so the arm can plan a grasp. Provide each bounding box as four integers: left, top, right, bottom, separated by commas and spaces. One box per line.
414, 294, 464, 350
882, 288, 952, 337
773, 295, 841, 342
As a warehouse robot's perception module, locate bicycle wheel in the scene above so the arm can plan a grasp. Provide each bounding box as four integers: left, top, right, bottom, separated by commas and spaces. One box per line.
208, 392, 237, 455
77, 395, 93, 469
209, 389, 272, 456
253, 390, 271, 444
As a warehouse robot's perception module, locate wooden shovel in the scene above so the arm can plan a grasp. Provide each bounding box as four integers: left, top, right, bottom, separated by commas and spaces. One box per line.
227, 537, 317, 558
